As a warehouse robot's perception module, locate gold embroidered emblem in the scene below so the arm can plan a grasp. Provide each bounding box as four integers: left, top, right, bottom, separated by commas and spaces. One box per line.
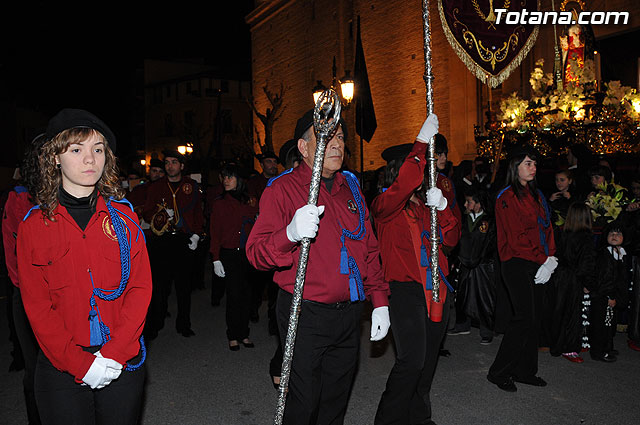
102, 216, 128, 242
479, 221, 489, 233
440, 178, 451, 192
182, 183, 193, 195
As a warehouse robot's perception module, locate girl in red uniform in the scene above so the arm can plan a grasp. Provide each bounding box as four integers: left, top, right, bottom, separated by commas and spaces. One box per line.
17, 109, 152, 424
210, 163, 258, 350
487, 146, 557, 392
372, 115, 461, 425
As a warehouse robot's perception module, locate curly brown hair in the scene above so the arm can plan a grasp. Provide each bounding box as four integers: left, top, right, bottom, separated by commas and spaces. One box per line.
36, 128, 124, 220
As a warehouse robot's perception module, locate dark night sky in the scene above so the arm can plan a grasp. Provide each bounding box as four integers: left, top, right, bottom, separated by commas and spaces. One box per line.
1, 0, 254, 157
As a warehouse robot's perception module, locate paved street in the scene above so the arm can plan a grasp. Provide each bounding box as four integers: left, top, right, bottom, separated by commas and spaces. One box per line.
2, 270, 640, 424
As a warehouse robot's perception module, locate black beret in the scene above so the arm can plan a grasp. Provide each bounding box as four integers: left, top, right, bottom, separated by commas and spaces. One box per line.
381, 143, 413, 162
434, 133, 448, 154
278, 138, 299, 165
149, 158, 164, 169
293, 109, 348, 142
221, 163, 250, 180
162, 149, 186, 163
256, 150, 279, 162
46, 108, 116, 151
506, 144, 539, 162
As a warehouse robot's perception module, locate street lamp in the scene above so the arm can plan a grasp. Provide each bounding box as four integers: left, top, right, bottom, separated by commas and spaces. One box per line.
177, 143, 194, 155
339, 70, 354, 105
312, 80, 327, 104
311, 57, 355, 107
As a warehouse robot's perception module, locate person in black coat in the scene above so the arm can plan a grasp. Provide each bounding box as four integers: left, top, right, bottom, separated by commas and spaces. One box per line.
449, 187, 497, 345
589, 222, 632, 362
548, 203, 596, 363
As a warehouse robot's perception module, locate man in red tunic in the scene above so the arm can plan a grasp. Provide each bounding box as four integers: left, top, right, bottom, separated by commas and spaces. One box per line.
246, 150, 280, 323
246, 110, 390, 425
142, 150, 204, 338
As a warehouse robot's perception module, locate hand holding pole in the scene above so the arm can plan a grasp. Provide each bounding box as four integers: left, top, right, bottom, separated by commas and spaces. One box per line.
274, 89, 342, 425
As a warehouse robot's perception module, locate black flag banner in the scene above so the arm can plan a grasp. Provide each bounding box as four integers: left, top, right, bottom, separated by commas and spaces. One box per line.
354, 15, 377, 143
437, 0, 540, 87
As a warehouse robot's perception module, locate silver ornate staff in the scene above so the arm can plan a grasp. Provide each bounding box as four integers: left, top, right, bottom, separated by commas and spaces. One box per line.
422, 0, 440, 303
274, 89, 342, 425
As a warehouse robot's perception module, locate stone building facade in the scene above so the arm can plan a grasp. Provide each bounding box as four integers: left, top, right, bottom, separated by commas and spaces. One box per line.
247, 0, 639, 172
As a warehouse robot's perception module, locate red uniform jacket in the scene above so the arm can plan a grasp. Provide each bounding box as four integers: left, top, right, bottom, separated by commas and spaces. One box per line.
247, 174, 269, 202
436, 172, 462, 247
2, 188, 33, 287
495, 186, 556, 265
17, 196, 152, 382
142, 176, 204, 236
371, 142, 460, 318
127, 182, 149, 210
246, 162, 389, 307
209, 193, 258, 261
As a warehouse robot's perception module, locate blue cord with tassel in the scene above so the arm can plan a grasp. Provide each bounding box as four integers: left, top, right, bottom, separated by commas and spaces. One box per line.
87, 198, 147, 371
338, 171, 367, 302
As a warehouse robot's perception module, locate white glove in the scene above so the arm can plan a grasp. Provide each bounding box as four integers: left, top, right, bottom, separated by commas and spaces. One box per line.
82, 353, 123, 389
213, 260, 225, 278
286, 205, 325, 243
426, 188, 448, 211
370, 306, 391, 341
534, 256, 558, 284
188, 234, 200, 250
416, 114, 439, 143
165, 208, 175, 219
543, 256, 558, 273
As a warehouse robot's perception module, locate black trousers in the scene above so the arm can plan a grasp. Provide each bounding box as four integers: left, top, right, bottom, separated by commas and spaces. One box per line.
220, 248, 252, 341
375, 281, 451, 425
589, 296, 617, 357
13, 289, 42, 424
34, 351, 145, 425
146, 233, 195, 334
277, 289, 363, 425
489, 258, 541, 381
249, 268, 271, 318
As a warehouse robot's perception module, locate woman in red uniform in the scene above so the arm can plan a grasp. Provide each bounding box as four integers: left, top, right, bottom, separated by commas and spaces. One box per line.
372, 115, 461, 425
17, 109, 152, 424
487, 146, 557, 392
210, 163, 258, 350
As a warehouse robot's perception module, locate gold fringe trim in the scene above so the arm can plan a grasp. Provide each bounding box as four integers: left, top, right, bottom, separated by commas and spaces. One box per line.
437, 0, 540, 88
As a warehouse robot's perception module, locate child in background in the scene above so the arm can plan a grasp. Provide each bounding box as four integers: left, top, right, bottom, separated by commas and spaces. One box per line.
590, 223, 632, 362
449, 188, 496, 345
548, 203, 596, 363
549, 169, 574, 227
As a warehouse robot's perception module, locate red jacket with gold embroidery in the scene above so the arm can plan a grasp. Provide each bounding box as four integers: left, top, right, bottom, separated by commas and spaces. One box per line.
209, 193, 258, 261
17, 197, 152, 382
436, 172, 462, 247
495, 185, 556, 264
2, 188, 33, 287
371, 142, 460, 307
142, 176, 204, 236
246, 162, 388, 307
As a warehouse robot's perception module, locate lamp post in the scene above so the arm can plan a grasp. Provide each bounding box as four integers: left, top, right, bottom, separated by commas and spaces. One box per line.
312, 80, 327, 104
311, 57, 355, 108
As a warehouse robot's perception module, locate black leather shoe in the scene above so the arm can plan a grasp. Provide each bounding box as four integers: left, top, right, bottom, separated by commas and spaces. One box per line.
513, 375, 547, 387
241, 338, 255, 348
487, 374, 517, 392
229, 340, 240, 351
591, 352, 617, 362
178, 328, 195, 337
